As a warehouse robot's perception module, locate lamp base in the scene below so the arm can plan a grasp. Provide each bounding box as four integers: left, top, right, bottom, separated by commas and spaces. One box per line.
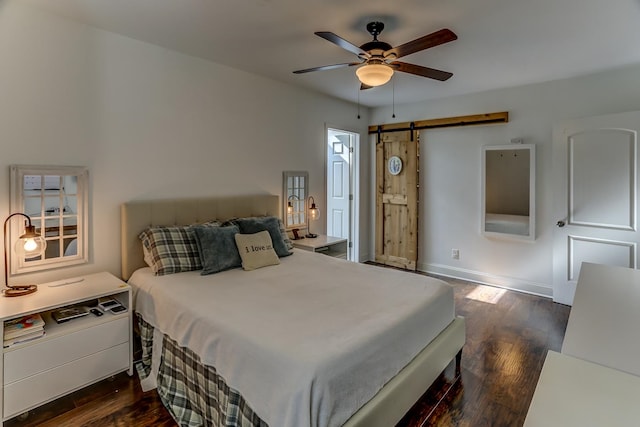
3, 285, 37, 297
305, 233, 318, 238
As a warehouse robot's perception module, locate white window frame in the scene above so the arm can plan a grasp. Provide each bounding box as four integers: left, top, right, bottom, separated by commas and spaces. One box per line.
282, 171, 308, 230
9, 165, 89, 275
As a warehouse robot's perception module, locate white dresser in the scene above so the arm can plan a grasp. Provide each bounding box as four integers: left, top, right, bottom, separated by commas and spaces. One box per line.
525, 351, 640, 426
526, 263, 640, 426
0, 272, 132, 423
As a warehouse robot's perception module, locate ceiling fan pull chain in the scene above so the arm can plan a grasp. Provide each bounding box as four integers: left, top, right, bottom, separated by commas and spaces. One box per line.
357, 85, 361, 119
392, 76, 396, 118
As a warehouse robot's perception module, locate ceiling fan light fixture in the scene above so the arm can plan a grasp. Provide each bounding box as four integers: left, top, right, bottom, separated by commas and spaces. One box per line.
356, 64, 394, 87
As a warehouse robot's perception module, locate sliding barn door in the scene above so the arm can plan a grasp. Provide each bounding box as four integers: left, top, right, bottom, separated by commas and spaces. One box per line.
375, 130, 419, 270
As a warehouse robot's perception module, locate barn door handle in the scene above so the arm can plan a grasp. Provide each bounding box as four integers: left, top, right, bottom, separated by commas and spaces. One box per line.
556, 220, 566, 228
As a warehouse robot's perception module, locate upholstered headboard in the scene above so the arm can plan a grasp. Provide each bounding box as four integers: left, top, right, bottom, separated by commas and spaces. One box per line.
120, 195, 280, 280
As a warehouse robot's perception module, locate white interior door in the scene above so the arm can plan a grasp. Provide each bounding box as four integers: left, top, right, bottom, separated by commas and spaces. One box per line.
553, 111, 640, 305
327, 128, 358, 261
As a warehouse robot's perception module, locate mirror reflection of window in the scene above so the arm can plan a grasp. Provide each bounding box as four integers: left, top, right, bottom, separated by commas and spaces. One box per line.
283, 171, 308, 229
10, 166, 88, 275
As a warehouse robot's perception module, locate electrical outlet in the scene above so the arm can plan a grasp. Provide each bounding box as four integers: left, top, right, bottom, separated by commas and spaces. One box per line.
451, 249, 460, 260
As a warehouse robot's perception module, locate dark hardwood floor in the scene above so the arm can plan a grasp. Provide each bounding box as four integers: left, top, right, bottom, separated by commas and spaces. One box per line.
6, 274, 570, 427
397, 275, 570, 427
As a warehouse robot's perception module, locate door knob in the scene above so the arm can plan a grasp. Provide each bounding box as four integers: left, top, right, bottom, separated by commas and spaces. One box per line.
556, 220, 565, 228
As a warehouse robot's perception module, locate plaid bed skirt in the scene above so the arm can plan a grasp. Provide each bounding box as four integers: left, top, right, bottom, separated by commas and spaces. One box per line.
137, 315, 268, 427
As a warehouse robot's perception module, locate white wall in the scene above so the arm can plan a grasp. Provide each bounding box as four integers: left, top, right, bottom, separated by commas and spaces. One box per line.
0, 1, 371, 284
371, 64, 640, 297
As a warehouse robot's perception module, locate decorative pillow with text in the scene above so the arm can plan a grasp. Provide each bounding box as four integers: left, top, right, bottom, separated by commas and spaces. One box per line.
234, 231, 280, 271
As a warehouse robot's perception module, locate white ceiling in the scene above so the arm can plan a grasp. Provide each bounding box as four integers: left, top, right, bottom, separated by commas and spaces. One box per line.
23, 0, 640, 107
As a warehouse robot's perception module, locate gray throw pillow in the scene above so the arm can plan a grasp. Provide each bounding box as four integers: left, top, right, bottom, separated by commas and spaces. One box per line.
278, 218, 294, 251
232, 216, 292, 257
193, 225, 242, 275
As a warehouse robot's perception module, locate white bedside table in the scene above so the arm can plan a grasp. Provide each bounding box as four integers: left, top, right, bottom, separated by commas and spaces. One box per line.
525, 350, 640, 426
561, 262, 640, 376
292, 235, 348, 259
0, 272, 132, 423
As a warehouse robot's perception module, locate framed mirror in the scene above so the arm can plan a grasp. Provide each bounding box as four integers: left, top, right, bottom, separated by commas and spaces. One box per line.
10, 165, 89, 274
282, 171, 308, 233
481, 144, 535, 240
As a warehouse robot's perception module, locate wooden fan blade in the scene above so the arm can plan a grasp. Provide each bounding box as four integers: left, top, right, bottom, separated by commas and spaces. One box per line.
391, 61, 453, 81
385, 29, 457, 59
315, 32, 370, 58
360, 83, 373, 90
293, 62, 361, 74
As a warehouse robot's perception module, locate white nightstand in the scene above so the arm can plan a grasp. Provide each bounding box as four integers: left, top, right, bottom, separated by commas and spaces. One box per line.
292, 235, 348, 259
0, 272, 132, 423
525, 351, 640, 426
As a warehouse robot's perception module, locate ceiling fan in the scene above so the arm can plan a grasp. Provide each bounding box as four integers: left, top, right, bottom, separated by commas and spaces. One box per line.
293, 22, 457, 89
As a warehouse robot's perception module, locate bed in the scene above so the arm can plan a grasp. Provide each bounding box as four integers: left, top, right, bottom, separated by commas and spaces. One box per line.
121, 195, 465, 427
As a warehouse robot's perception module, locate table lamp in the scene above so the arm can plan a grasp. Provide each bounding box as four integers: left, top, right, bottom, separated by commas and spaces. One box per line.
3, 213, 47, 297
306, 196, 320, 238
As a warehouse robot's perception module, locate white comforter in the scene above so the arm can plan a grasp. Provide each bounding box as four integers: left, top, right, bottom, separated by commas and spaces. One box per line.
130, 249, 454, 427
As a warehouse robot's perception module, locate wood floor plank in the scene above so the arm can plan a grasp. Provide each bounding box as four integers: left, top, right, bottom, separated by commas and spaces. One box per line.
6, 272, 569, 427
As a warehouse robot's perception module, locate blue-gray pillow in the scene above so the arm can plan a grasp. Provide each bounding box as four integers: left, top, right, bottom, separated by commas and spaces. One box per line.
278, 218, 294, 252
231, 216, 292, 257
193, 225, 242, 275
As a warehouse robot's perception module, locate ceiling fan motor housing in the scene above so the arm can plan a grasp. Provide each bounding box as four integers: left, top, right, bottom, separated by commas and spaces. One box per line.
360, 40, 392, 54
361, 22, 392, 59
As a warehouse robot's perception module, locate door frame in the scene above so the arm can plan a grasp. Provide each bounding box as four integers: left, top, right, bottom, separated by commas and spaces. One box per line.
325, 125, 360, 262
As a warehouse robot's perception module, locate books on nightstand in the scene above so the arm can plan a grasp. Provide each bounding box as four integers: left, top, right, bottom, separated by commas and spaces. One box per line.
3, 313, 46, 347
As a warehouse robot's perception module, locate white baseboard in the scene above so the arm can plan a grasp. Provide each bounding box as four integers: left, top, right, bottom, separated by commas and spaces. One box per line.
418, 262, 553, 298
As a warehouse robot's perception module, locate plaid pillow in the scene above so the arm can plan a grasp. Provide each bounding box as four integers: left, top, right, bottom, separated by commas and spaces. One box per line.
139, 225, 207, 275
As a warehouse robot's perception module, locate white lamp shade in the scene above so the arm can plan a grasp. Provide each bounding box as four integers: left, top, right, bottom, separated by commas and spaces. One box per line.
356, 64, 394, 87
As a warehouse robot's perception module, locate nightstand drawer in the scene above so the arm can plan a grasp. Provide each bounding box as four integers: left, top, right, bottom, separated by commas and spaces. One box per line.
4, 316, 129, 384
4, 342, 129, 419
